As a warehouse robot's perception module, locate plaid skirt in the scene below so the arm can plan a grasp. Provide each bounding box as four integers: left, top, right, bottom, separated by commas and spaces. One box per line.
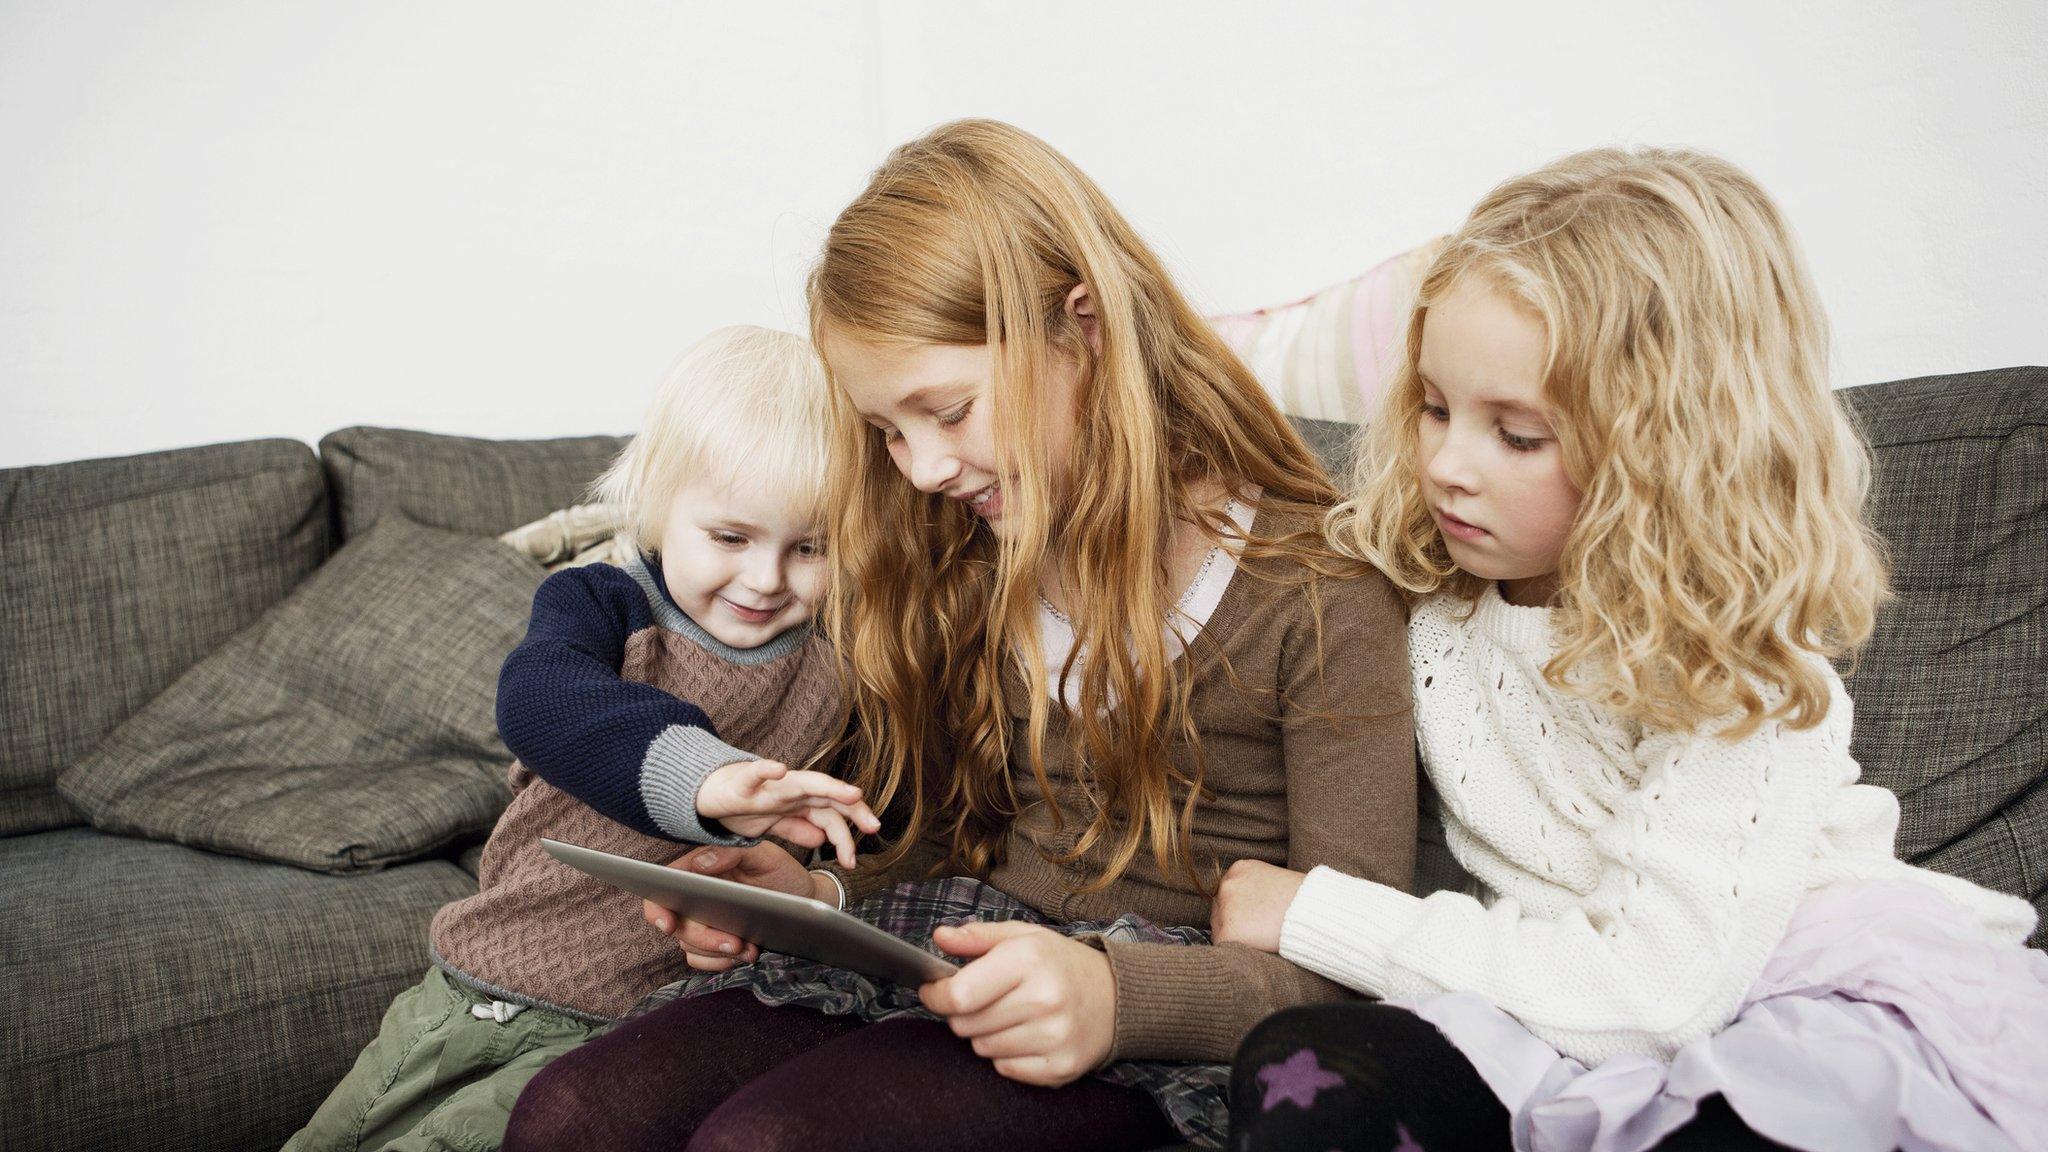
630, 876, 1231, 1147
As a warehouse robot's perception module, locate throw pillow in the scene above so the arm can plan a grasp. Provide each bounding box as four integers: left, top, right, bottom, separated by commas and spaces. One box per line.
1209, 238, 1444, 424
57, 516, 543, 873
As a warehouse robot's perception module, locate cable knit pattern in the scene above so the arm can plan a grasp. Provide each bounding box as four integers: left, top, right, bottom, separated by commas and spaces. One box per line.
430, 556, 844, 1021
1280, 585, 2037, 1064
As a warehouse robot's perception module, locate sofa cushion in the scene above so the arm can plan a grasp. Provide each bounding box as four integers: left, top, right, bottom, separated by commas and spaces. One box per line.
0, 439, 327, 836
0, 827, 476, 1152
58, 516, 541, 874
1835, 367, 2047, 944
321, 425, 628, 543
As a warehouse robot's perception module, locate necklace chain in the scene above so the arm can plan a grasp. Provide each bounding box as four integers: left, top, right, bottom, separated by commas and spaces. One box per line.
1037, 498, 1240, 627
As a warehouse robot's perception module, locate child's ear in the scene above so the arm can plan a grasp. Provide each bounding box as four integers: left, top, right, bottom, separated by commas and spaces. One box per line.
1064, 283, 1101, 356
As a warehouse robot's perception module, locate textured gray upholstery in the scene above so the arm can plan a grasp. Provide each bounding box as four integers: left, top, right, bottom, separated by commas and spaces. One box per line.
59, 517, 539, 873
0, 439, 327, 835
319, 425, 627, 543
1836, 369, 2046, 945
0, 828, 476, 1152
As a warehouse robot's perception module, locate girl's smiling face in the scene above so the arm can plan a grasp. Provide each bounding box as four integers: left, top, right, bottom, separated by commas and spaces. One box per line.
822, 332, 1084, 537
1415, 277, 1582, 607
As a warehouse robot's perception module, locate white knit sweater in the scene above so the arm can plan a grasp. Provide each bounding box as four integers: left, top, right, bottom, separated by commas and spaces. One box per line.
1279, 585, 2037, 1064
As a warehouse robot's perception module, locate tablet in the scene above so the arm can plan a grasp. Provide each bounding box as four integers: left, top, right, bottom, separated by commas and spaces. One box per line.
540, 838, 958, 988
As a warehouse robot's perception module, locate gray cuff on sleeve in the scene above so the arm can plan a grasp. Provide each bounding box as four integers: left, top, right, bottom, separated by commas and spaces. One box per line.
639, 725, 764, 846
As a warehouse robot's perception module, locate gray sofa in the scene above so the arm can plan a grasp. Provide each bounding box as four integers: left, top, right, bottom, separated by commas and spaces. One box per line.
2, 368, 2041, 1152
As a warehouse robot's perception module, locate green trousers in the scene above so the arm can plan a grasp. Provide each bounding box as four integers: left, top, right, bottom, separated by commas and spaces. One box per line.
283, 967, 606, 1152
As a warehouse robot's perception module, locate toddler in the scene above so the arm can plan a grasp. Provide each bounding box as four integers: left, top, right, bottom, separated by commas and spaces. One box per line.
285, 325, 876, 1152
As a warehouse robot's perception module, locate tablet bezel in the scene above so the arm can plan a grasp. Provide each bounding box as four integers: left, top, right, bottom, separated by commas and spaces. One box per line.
540, 838, 958, 988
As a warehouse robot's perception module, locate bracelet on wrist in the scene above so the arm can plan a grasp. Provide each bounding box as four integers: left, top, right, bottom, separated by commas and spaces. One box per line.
808, 869, 847, 910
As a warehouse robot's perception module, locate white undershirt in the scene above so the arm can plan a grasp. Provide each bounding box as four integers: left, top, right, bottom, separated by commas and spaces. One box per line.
1036, 492, 1259, 710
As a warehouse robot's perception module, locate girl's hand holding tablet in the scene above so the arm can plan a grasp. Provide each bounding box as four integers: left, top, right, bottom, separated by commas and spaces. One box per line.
695, 760, 880, 867
641, 843, 840, 971
918, 922, 1118, 1088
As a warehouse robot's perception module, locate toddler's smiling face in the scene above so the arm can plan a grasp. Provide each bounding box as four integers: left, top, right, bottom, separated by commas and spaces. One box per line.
657, 477, 826, 648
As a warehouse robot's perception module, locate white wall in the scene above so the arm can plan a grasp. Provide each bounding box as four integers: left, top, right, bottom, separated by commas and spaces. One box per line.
3, 1, 2044, 467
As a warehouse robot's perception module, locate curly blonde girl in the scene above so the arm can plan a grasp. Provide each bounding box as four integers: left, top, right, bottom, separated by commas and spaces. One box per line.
810, 119, 1363, 888
1331, 146, 1889, 738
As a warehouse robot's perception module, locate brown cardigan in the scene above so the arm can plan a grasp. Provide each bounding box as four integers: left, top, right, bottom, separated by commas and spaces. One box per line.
828, 504, 1417, 1062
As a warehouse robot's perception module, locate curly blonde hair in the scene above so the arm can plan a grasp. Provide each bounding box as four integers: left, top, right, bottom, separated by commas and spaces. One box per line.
1330, 147, 1889, 738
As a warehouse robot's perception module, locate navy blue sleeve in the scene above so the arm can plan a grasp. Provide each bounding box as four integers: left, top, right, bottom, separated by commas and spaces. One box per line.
495, 564, 757, 844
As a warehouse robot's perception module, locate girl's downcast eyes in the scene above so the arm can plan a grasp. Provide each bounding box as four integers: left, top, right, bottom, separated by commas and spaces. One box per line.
1417, 402, 1548, 453
869, 398, 972, 441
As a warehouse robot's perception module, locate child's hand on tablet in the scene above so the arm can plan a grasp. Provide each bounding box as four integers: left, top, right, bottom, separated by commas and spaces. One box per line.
641, 843, 841, 971
697, 760, 881, 867
919, 923, 1117, 1088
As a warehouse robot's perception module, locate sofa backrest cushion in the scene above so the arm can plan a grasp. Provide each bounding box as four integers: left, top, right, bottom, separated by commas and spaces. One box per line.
0, 439, 328, 835
1836, 367, 2046, 939
1289, 415, 1361, 482
320, 426, 628, 544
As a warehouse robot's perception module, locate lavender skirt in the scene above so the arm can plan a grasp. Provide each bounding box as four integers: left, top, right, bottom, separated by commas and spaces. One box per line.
1401, 880, 2048, 1152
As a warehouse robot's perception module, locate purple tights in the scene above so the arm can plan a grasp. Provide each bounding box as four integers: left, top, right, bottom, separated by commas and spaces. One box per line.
502, 989, 1179, 1152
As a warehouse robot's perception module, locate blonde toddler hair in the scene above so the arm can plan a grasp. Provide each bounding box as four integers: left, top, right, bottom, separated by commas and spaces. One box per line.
591, 325, 833, 554
1331, 147, 1889, 738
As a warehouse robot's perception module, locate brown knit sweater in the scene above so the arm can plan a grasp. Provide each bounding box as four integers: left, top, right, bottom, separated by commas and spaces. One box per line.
431, 622, 844, 1022
828, 504, 1417, 1062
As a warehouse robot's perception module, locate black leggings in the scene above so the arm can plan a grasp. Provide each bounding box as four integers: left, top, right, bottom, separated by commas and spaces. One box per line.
502, 988, 1178, 1152
1228, 1003, 1789, 1152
